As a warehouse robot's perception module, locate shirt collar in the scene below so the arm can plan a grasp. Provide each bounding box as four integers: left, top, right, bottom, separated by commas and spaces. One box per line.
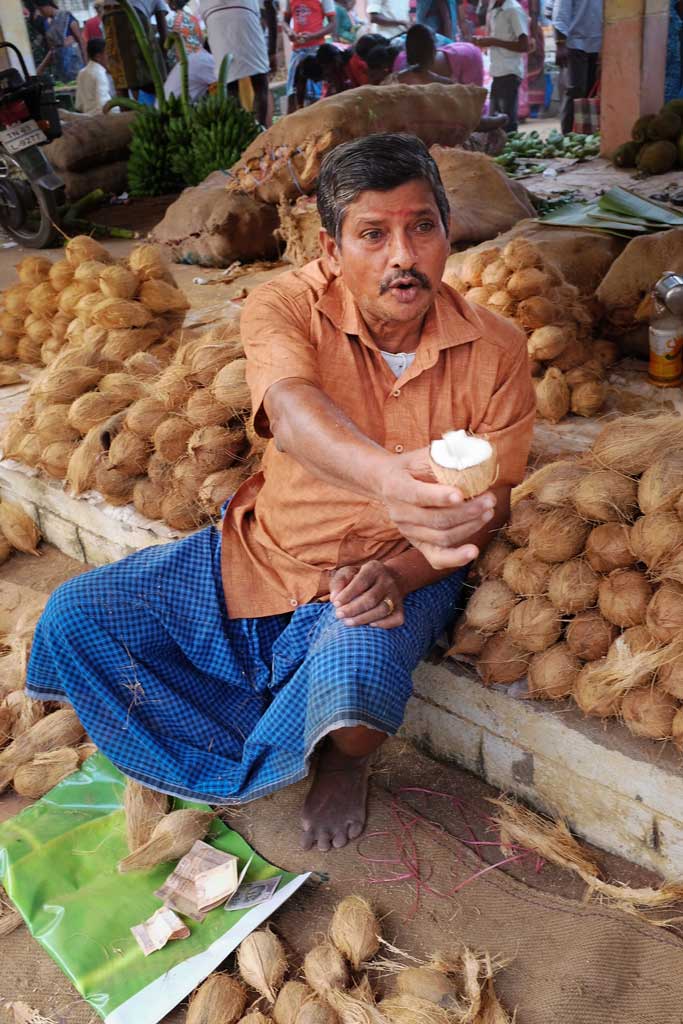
314, 269, 482, 356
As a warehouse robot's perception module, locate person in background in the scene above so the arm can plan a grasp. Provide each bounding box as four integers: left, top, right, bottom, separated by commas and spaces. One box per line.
552, 0, 601, 133
416, 0, 471, 41
83, 0, 105, 43
102, 0, 169, 99
24, 1, 49, 70
200, 0, 270, 124
316, 41, 368, 91
36, 2, 86, 83
392, 22, 483, 81
168, 0, 204, 53
284, 0, 335, 112
525, 0, 545, 115
164, 38, 216, 99
365, 42, 398, 81
366, 0, 409, 40
75, 36, 114, 113
334, 0, 360, 42
263, 0, 279, 72
474, 0, 529, 132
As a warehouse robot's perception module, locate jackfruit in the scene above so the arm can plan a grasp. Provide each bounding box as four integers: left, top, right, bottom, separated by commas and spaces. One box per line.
664, 98, 683, 119
646, 110, 682, 141
636, 140, 678, 175
632, 114, 657, 143
612, 141, 641, 167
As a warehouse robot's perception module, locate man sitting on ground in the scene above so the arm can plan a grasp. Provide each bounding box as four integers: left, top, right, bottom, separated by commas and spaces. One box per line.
75, 37, 115, 115
27, 135, 534, 853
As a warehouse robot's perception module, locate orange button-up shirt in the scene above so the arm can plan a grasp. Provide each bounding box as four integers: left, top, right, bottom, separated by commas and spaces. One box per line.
221, 259, 535, 619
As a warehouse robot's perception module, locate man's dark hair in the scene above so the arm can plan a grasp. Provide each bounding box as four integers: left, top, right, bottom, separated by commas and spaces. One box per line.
354, 33, 385, 60
364, 43, 397, 71
295, 55, 322, 85
316, 42, 341, 69
317, 133, 450, 244
405, 24, 436, 68
87, 37, 107, 60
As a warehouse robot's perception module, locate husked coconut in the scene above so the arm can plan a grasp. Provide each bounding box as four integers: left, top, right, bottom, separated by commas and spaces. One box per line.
646, 581, 683, 643
638, 451, 683, 514
476, 633, 529, 685
464, 579, 517, 634
573, 471, 638, 523
621, 689, 677, 739
507, 596, 562, 653
547, 558, 599, 614
527, 509, 589, 564
566, 609, 618, 662
534, 368, 570, 424
585, 523, 635, 573
502, 547, 551, 596
527, 643, 581, 700
598, 569, 653, 627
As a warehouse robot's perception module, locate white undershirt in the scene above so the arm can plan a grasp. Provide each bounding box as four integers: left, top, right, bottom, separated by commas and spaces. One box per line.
380, 350, 417, 378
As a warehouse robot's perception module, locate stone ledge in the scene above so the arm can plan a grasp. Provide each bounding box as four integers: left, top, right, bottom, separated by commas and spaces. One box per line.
403, 657, 683, 878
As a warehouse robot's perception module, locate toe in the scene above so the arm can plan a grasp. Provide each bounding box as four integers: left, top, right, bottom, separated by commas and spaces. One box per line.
332, 828, 349, 849
347, 820, 364, 841
300, 829, 316, 851
316, 830, 333, 852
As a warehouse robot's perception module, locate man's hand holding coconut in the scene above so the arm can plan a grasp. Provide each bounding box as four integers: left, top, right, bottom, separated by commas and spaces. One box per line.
27, 134, 535, 855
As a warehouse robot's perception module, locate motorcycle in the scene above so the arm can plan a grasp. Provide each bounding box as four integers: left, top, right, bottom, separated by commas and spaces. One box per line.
0, 41, 65, 248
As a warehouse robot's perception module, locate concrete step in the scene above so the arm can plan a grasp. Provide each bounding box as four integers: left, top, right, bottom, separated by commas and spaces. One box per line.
403, 655, 683, 878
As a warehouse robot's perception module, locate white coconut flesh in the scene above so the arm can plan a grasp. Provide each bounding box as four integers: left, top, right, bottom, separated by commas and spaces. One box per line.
430, 430, 493, 470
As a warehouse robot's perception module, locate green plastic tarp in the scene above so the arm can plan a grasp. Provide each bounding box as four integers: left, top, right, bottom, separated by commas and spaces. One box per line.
0, 753, 308, 1023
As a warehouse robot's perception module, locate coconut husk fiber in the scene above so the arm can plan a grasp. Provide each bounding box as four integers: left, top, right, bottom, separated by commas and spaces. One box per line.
226, 83, 485, 205
278, 195, 322, 267
150, 175, 280, 268
444, 219, 624, 296
43, 112, 135, 172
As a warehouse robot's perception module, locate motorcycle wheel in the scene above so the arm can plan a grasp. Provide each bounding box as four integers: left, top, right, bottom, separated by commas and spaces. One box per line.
0, 153, 62, 249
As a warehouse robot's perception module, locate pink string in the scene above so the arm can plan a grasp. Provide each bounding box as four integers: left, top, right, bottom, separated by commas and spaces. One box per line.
357, 786, 540, 918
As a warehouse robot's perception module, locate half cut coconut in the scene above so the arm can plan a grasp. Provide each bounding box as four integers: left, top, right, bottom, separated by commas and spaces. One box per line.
429, 430, 498, 499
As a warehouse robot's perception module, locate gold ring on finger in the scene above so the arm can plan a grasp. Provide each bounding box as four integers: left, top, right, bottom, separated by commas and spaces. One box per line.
383, 596, 395, 615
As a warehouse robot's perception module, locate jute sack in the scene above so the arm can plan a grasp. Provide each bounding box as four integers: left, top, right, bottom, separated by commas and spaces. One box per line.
44, 112, 136, 173
226, 83, 486, 205
596, 226, 683, 326
431, 146, 535, 245
151, 172, 279, 267
60, 161, 129, 201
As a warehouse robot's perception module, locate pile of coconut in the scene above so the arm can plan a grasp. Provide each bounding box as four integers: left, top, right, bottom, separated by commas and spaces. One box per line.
450, 239, 618, 423
1, 240, 260, 531
0, 581, 94, 802
450, 413, 683, 745
183, 897, 511, 1023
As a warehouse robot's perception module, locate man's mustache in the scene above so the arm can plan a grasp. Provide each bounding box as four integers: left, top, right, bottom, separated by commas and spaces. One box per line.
379, 268, 431, 294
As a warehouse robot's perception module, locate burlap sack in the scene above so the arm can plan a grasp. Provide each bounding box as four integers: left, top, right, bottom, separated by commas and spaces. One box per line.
226, 83, 486, 205
151, 172, 279, 266
596, 227, 683, 326
44, 112, 136, 173
59, 160, 129, 201
445, 219, 625, 296
431, 147, 535, 245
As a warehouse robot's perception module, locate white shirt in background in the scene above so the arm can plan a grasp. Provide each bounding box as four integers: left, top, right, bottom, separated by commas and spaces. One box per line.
164, 49, 216, 102
75, 60, 115, 115
487, 0, 528, 79
366, 0, 409, 38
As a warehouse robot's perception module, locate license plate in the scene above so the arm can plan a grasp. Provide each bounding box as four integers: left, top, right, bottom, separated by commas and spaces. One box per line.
0, 120, 47, 154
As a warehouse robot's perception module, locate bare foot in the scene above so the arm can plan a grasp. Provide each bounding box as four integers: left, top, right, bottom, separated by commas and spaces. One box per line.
300, 741, 371, 852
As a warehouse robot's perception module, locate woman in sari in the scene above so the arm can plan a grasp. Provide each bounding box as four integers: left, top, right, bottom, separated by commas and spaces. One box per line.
36, 3, 86, 83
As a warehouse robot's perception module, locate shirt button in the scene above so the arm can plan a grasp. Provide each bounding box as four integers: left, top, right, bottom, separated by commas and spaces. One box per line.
392, 389, 401, 398
289, 599, 298, 607
394, 444, 404, 453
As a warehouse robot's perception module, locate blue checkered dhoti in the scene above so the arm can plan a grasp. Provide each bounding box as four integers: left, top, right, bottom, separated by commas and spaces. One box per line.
27, 526, 465, 805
